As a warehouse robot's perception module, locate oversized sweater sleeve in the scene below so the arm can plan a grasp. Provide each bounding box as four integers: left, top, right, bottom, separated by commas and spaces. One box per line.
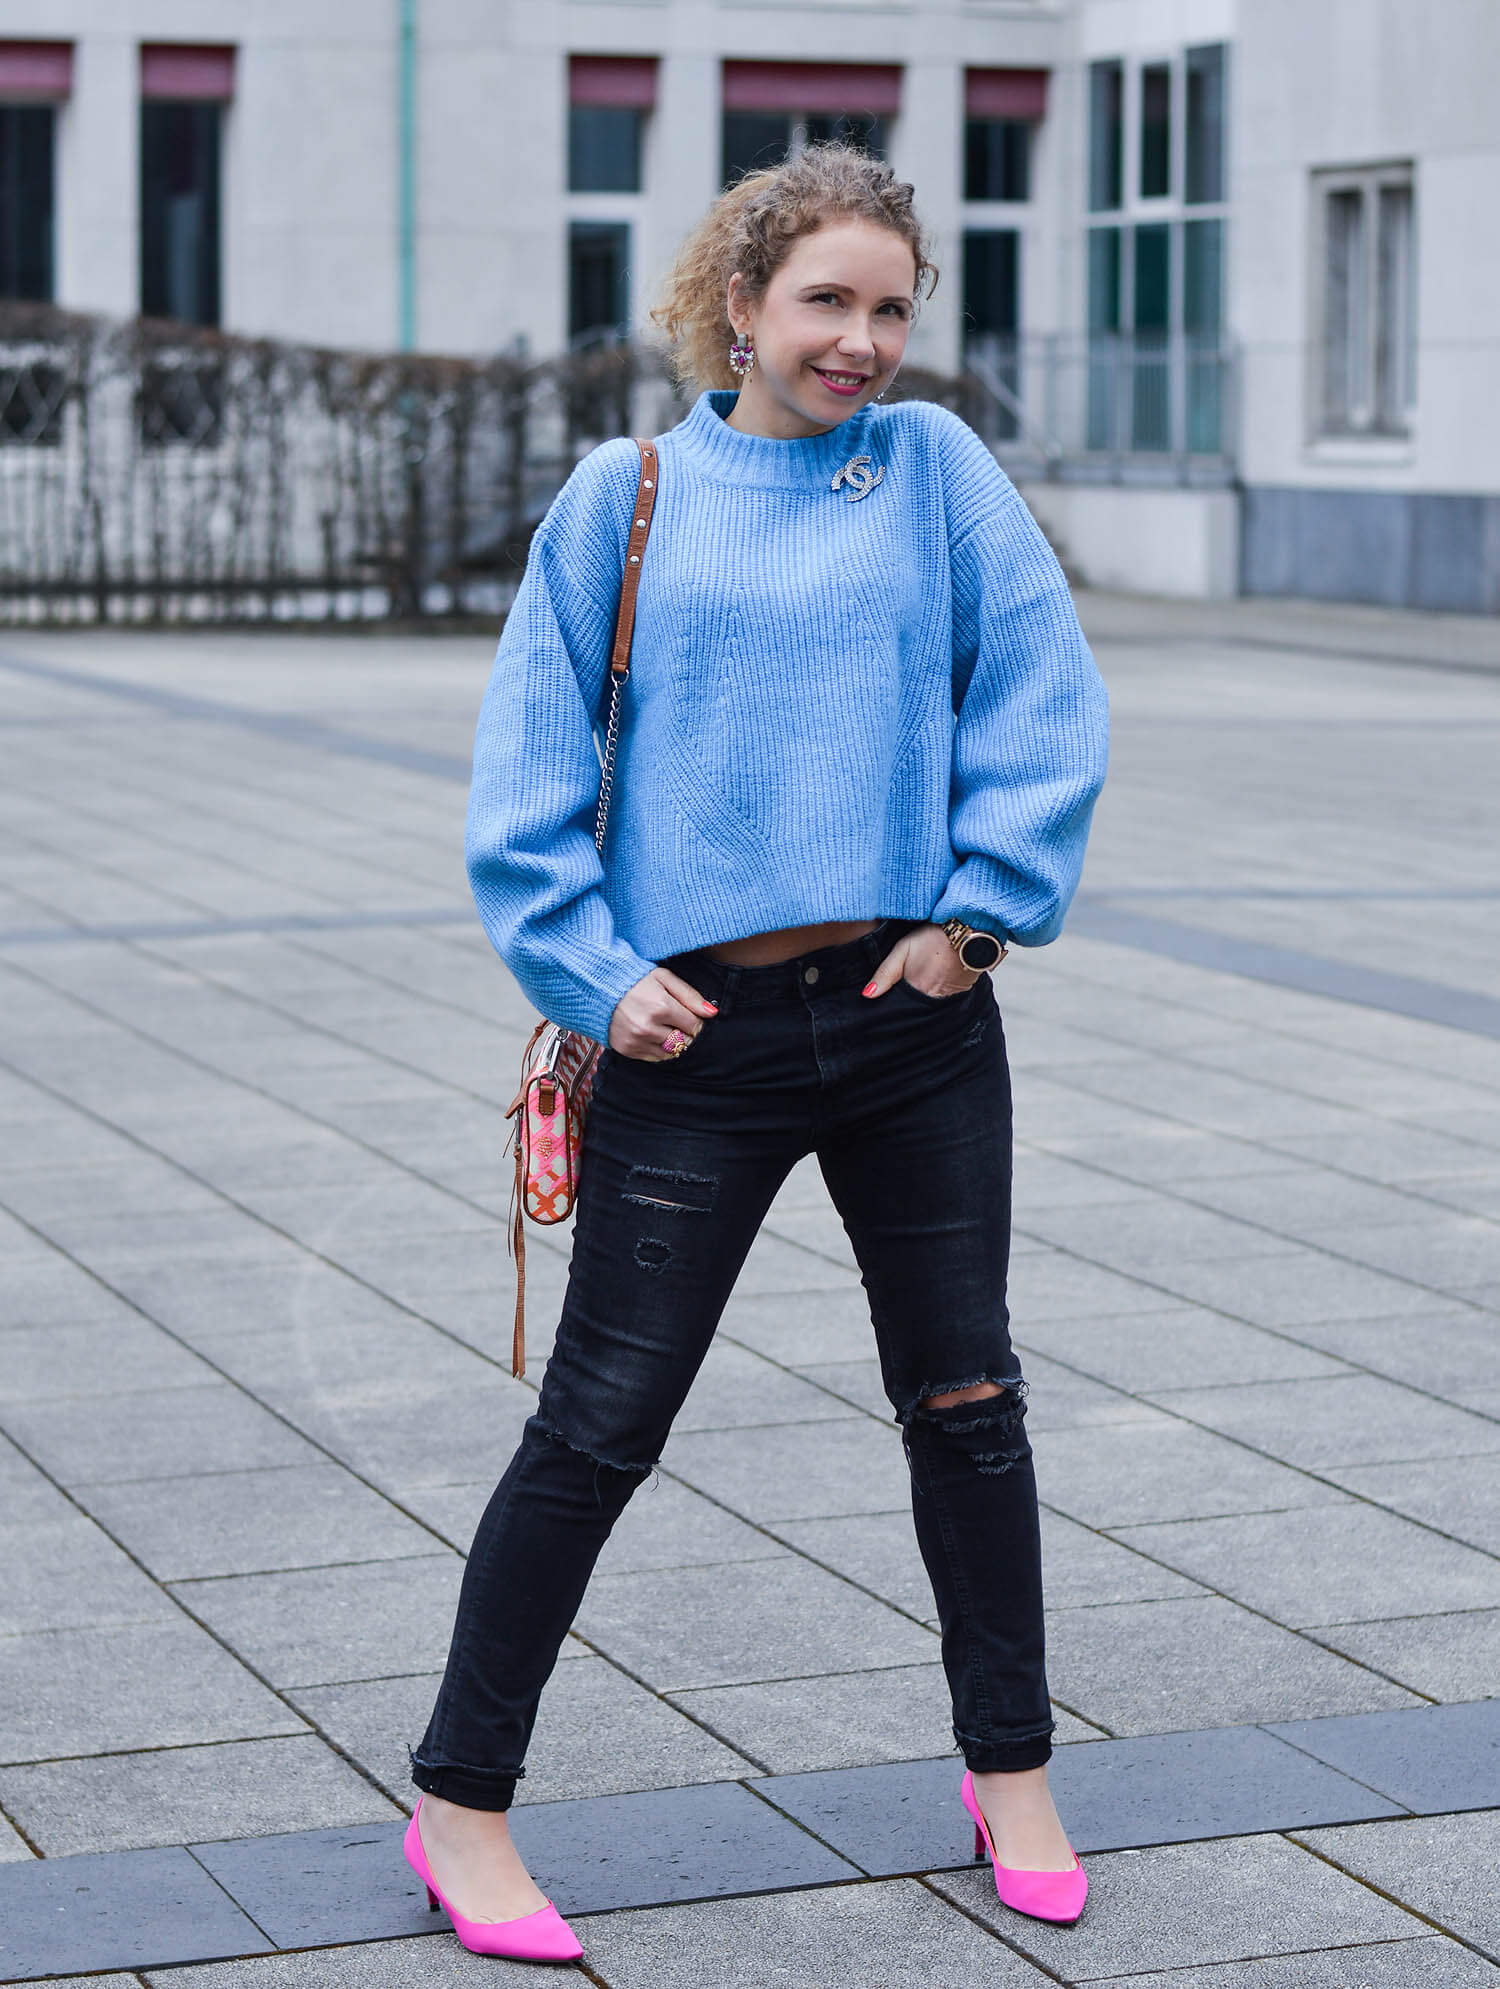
928, 413, 1109, 947
465, 441, 657, 1044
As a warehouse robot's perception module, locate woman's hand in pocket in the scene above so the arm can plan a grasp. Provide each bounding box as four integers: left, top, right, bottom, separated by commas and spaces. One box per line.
862, 924, 978, 1001
609, 968, 718, 1061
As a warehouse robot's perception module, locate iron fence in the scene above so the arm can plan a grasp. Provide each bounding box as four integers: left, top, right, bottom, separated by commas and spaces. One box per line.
0, 304, 684, 625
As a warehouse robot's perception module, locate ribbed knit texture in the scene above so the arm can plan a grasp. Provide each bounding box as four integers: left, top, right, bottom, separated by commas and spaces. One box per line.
466, 387, 1109, 1045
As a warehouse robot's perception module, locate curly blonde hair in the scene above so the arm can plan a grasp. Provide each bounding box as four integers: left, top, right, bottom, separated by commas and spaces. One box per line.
649, 140, 939, 395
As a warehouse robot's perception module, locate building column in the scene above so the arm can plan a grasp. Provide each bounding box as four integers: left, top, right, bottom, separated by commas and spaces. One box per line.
55, 32, 136, 315
891, 58, 963, 378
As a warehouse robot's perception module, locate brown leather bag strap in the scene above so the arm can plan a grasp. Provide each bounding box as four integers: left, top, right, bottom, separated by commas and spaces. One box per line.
609, 439, 659, 681
595, 438, 659, 854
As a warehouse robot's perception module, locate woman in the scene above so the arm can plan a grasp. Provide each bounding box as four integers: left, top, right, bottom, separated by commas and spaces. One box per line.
406, 142, 1108, 1961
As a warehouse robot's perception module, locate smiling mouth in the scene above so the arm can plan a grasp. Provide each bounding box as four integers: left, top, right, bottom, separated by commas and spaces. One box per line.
812, 367, 872, 390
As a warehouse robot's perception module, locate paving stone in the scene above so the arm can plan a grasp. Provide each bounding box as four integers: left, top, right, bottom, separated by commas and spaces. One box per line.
0, 1811, 33, 1861
0, 1251, 140, 1328
168, 1553, 463, 1688
1047, 1596, 1421, 1734
575, 1877, 1052, 1987
0, 1506, 179, 1637
187, 1783, 858, 1943
1294, 1809, 1500, 1962
1145, 1254, 1419, 1331
0, 1319, 215, 1402
142, 1938, 545, 1986
1321, 1453, 1500, 1555
572, 1555, 938, 1692
0, 1734, 400, 1854
1083, 1941, 1500, 1986
1021, 1308, 1351, 1392
1317, 1608, 1500, 1700
0, 1844, 271, 1977
290, 1652, 751, 1810
0, 1618, 305, 1761
1006, 1249, 1170, 1322
670, 1663, 961, 1776
1148, 1373, 1500, 1470
672, 1339, 864, 1432
718, 1287, 878, 1366
928, 1831, 1421, 1977
1282, 1306, 1500, 1403
77, 1463, 439, 1581
2, 1380, 325, 1485
596, 1472, 789, 1576
1031, 1420, 1346, 1528
1266, 1698, 1500, 1815
662, 1418, 910, 1523
1112, 1504, 1500, 1627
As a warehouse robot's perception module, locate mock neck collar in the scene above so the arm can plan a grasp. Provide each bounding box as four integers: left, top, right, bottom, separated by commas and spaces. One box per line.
671, 387, 878, 488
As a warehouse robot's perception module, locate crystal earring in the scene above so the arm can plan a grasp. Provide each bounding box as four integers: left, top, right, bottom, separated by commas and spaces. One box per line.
728, 332, 755, 377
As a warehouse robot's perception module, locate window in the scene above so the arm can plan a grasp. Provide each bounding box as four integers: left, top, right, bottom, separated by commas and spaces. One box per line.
569, 108, 642, 193
0, 105, 53, 299
1185, 45, 1226, 205
1085, 45, 1229, 455
0, 41, 72, 302
963, 69, 1046, 204
1315, 165, 1415, 437
140, 46, 234, 328
1088, 60, 1123, 212
964, 122, 1029, 202
720, 63, 899, 189
568, 56, 656, 192
721, 109, 883, 187
1139, 62, 1171, 200
569, 220, 629, 341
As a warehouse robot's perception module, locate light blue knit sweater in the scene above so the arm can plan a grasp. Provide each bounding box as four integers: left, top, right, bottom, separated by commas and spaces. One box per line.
466, 387, 1109, 1044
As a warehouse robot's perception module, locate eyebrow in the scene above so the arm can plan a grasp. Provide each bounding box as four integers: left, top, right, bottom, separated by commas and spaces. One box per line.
798, 280, 913, 304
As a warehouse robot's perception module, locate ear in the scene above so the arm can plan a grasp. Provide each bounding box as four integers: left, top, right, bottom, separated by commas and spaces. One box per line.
725, 270, 747, 337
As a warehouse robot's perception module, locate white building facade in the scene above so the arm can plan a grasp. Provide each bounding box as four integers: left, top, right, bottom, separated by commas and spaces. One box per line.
2, 0, 1495, 611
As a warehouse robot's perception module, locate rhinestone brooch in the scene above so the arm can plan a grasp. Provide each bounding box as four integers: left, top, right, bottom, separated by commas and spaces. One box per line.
831, 455, 885, 502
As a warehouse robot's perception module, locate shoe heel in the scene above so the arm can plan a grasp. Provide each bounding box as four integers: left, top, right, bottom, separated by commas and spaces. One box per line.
974, 1821, 987, 1862
426, 1886, 439, 1911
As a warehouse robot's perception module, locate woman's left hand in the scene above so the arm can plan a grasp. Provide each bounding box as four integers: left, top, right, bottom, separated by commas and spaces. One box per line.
862, 923, 980, 1001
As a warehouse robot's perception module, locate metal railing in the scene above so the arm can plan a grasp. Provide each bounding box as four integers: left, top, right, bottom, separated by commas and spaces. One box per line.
962, 331, 1238, 483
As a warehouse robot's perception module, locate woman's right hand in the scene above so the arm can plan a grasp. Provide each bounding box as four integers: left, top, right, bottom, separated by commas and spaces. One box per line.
608, 968, 718, 1062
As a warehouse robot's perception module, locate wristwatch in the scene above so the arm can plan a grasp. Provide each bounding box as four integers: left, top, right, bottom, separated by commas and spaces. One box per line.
942, 919, 1008, 973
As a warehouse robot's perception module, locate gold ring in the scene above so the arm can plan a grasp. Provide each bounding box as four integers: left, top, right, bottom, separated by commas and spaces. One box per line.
662, 1029, 691, 1057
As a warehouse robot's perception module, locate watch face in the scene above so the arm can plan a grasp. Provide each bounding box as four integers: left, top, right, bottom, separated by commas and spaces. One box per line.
959, 931, 1004, 971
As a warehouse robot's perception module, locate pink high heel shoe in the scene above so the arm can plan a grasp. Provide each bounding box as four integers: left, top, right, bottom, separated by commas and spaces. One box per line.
404, 1797, 584, 1963
961, 1769, 1088, 1925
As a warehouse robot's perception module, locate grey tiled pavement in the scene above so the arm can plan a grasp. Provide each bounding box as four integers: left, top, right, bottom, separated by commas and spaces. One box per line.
1, 590, 1498, 1983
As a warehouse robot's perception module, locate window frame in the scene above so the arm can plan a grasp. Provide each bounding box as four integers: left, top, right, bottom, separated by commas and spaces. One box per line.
1309, 160, 1417, 441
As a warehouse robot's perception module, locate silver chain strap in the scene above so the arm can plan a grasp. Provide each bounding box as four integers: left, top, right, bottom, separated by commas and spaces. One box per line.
594, 667, 626, 854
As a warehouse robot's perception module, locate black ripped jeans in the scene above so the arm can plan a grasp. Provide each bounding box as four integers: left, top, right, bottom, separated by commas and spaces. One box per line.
410, 920, 1054, 1811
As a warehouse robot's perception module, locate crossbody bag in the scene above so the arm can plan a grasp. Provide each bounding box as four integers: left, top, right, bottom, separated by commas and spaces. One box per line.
502, 437, 660, 1377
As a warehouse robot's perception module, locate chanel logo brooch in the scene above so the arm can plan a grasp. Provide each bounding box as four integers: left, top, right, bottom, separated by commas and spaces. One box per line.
831, 454, 885, 502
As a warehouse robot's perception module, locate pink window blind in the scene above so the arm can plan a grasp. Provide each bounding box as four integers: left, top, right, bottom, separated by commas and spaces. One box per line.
964, 68, 1049, 121
140, 43, 236, 102
722, 61, 902, 116
569, 55, 659, 109
0, 41, 73, 99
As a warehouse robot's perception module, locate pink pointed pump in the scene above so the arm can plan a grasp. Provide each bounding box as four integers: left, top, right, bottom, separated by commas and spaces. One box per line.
961, 1769, 1088, 1925
404, 1797, 584, 1963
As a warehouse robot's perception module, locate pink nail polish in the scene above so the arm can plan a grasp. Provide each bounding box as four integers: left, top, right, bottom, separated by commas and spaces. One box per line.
862, 981, 878, 997
702, 1001, 718, 1013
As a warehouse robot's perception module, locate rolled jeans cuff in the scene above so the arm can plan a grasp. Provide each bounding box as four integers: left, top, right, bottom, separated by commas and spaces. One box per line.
956, 1722, 1054, 1774
409, 1749, 519, 1813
